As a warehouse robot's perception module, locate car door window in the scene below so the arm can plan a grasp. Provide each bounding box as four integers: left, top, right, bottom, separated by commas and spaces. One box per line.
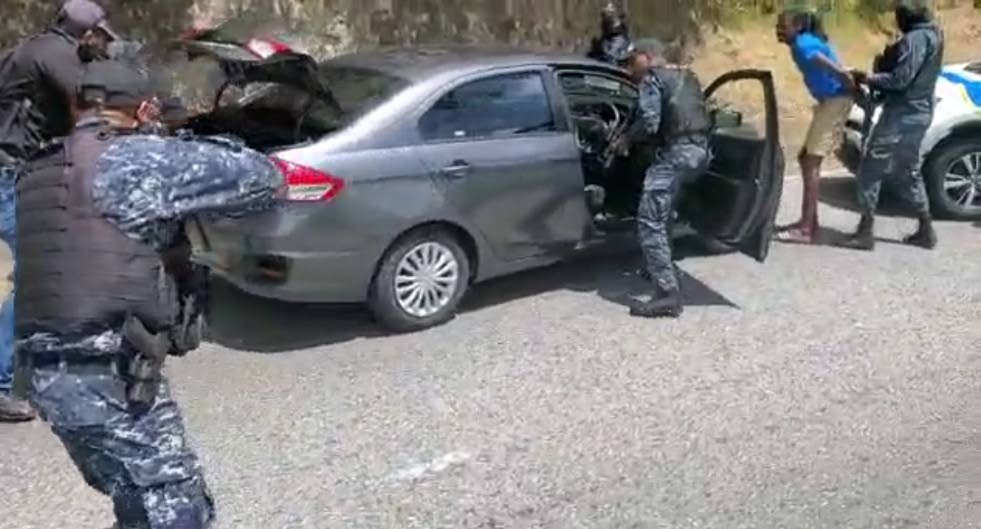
419, 71, 555, 141
558, 71, 637, 103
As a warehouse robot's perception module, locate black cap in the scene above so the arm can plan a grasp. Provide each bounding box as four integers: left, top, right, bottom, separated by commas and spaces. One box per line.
78, 60, 154, 108
61, 0, 119, 41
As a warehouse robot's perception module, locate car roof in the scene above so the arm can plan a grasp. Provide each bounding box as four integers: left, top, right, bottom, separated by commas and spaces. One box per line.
324, 45, 622, 82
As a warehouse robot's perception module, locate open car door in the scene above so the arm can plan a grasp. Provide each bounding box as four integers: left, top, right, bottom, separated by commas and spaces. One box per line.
678, 69, 785, 262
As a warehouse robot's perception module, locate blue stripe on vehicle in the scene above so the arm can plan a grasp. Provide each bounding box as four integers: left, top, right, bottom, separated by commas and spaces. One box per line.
940, 69, 981, 107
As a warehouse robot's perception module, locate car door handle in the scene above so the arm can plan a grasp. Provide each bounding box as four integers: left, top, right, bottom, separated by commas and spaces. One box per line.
440, 160, 471, 178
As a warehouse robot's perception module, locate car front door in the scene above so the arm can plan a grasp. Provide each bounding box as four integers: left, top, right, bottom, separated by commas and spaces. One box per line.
413, 69, 591, 262
678, 69, 786, 262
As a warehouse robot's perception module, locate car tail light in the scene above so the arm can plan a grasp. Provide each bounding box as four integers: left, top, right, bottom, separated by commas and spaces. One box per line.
245, 37, 293, 59
271, 157, 345, 202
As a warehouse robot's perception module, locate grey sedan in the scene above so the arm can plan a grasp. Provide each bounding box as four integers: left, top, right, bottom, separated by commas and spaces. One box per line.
175, 34, 785, 332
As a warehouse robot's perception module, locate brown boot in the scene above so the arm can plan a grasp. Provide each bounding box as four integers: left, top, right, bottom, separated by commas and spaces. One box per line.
0, 393, 36, 422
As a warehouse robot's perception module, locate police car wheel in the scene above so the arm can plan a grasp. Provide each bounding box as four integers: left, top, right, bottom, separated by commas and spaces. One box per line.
925, 136, 981, 221
369, 228, 470, 333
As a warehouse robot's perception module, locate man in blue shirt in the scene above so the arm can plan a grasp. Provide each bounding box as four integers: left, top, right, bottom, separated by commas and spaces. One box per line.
776, 10, 855, 244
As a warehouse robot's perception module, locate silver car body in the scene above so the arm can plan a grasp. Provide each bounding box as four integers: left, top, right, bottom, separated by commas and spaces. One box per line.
184, 46, 784, 308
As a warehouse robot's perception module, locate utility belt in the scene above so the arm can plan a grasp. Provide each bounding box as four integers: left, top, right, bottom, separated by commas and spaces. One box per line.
32, 351, 127, 375
21, 298, 206, 406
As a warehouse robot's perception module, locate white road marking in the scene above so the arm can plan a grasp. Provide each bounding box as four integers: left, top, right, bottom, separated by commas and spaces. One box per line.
390, 451, 473, 482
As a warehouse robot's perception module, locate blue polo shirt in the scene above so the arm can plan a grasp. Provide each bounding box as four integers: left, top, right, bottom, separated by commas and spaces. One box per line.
792, 32, 848, 101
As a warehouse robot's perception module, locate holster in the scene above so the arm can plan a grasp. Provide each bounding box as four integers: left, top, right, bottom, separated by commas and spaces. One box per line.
122, 315, 171, 406
168, 292, 206, 357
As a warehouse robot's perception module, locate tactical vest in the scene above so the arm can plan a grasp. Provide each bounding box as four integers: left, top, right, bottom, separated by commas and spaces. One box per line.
650, 66, 712, 140
16, 121, 177, 337
902, 23, 944, 105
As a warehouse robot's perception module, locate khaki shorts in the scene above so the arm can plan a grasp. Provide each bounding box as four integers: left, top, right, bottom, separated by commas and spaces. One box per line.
802, 96, 852, 157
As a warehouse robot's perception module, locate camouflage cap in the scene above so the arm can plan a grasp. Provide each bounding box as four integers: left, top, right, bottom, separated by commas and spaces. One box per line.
631, 38, 665, 56
79, 59, 154, 108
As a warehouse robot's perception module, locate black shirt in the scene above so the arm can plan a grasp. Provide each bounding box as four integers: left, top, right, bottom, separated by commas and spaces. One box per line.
0, 27, 83, 159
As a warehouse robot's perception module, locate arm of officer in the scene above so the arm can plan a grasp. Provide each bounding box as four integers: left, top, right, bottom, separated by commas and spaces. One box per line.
866, 33, 927, 93
625, 75, 663, 143
33, 39, 84, 123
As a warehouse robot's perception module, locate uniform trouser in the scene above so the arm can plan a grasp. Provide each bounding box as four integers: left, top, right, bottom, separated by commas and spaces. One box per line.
0, 162, 15, 395
637, 141, 711, 294
856, 107, 931, 217
28, 345, 215, 529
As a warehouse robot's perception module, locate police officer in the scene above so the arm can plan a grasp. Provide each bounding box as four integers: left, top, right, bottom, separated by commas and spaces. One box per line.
17, 61, 215, 529
0, 0, 118, 422
621, 39, 712, 319
845, 0, 943, 251
587, 2, 634, 66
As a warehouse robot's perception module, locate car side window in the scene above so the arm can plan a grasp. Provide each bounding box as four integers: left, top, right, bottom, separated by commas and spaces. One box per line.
419, 71, 556, 141
558, 72, 637, 101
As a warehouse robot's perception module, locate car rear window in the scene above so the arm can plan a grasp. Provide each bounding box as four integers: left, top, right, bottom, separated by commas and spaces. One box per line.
319, 65, 412, 120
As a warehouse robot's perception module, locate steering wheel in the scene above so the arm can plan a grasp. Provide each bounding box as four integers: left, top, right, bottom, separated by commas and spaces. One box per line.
574, 101, 623, 152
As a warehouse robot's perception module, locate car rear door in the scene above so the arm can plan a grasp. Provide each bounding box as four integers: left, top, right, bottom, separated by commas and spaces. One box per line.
412, 68, 591, 262
678, 69, 785, 262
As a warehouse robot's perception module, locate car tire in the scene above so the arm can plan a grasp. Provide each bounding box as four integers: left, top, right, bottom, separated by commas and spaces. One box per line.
924, 136, 981, 221
368, 228, 471, 333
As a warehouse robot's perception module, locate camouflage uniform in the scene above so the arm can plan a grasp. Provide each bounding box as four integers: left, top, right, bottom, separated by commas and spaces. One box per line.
26, 332, 215, 529
630, 70, 710, 297
856, 21, 943, 216
589, 33, 634, 66
17, 60, 282, 529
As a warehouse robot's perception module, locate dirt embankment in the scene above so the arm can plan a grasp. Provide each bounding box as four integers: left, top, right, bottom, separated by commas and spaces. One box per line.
689, 4, 981, 161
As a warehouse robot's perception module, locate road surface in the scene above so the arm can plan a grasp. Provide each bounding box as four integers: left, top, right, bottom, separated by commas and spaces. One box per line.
2, 175, 979, 529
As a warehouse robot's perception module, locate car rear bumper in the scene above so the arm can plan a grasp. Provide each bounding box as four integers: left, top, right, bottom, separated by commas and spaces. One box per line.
187, 216, 377, 303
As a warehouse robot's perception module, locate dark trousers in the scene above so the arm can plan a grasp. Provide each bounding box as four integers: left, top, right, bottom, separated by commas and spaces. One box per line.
856, 106, 931, 217
637, 141, 710, 294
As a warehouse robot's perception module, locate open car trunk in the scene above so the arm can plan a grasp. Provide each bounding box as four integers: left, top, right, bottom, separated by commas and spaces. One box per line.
169, 33, 343, 152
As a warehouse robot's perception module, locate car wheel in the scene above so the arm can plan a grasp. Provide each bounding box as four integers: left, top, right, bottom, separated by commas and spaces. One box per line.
924, 137, 981, 221
368, 228, 470, 333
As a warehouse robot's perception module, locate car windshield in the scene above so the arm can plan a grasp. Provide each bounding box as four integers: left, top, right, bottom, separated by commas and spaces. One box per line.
230, 64, 411, 134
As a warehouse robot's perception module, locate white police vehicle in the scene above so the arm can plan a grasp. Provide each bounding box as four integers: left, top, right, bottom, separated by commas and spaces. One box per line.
839, 62, 981, 220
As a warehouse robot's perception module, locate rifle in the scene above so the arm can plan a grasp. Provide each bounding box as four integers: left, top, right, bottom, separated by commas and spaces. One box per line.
599, 108, 634, 170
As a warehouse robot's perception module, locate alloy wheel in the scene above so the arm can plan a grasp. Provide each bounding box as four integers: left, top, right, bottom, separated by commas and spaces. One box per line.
944, 151, 981, 209
394, 242, 461, 318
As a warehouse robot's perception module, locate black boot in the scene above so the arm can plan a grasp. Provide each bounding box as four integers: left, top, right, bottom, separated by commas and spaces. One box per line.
630, 289, 683, 319
903, 215, 938, 250
840, 214, 875, 251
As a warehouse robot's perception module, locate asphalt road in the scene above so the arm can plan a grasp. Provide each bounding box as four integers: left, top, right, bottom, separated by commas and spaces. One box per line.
2, 175, 979, 529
